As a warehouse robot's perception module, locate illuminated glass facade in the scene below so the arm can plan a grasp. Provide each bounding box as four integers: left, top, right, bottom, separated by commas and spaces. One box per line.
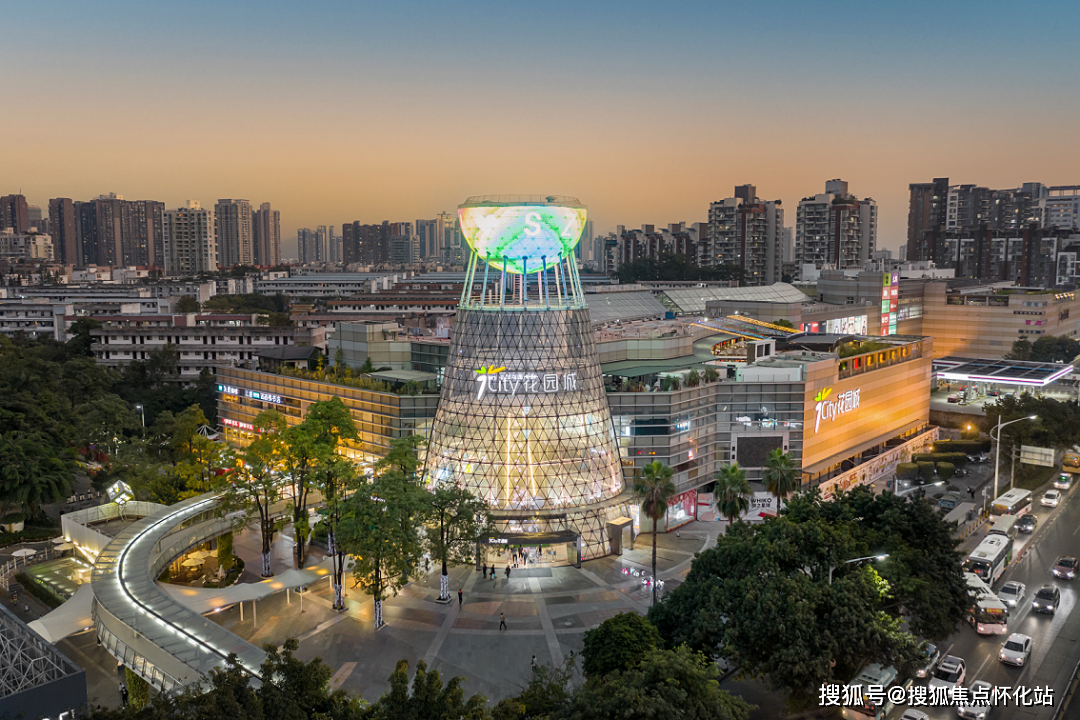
424, 196, 629, 560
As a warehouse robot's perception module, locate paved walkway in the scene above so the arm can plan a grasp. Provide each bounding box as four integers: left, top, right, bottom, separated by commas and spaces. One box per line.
209, 522, 719, 703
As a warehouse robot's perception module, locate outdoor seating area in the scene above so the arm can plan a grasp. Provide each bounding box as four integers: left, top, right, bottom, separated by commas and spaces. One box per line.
166, 545, 222, 587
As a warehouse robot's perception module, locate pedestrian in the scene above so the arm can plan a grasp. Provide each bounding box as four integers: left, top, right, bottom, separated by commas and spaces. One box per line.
499, 612, 507, 631
119, 683, 128, 707
458, 589, 463, 607
506, 564, 511, 579
531, 655, 537, 670
482, 563, 487, 579
969, 486, 976, 499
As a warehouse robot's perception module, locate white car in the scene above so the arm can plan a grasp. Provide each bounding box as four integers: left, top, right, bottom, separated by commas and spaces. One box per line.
999, 633, 1033, 666
998, 581, 1026, 608
916, 642, 941, 678
1042, 489, 1062, 507
1056, 474, 1073, 490
929, 655, 966, 691
901, 711, 930, 720
957, 680, 993, 718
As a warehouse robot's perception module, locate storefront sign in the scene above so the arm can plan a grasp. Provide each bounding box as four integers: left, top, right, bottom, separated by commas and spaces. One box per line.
813, 386, 861, 433
248, 390, 283, 404
217, 384, 240, 395
222, 418, 256, 432
474, 365, 578, 400
487, 538, 509, 544
735, 492, 782, 522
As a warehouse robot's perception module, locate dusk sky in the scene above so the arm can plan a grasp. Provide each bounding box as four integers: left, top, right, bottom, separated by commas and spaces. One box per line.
5, 0, 1080, 257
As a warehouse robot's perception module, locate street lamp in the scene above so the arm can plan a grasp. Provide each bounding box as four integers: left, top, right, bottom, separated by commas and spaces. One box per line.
135, 404, 145, 428
896, 480, 943, 498
829, 554, 889, 585
992, 415, 1036, 502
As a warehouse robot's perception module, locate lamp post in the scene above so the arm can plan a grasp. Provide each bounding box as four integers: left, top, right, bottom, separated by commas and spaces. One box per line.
135, 404, 145, 428
829, 554, 889, 585
896, 480, 942, 499
992, 415, 1036, 504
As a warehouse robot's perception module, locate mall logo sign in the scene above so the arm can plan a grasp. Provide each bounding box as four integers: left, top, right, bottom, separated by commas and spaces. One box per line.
813, 386, 861, 433
474, 365, 578, 400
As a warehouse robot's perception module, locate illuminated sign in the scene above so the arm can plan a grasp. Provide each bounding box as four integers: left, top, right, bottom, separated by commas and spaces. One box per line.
487, 538, 509, 544
222, 418, 256, 432
458, 202, 587, 275
217, 384, 240, 395
248, 390, 283, 404
474, 365, 578, 400
813, 386, 861, 433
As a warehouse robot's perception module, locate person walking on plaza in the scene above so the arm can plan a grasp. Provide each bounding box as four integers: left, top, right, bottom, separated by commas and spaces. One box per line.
506, 564, 511, 579
531, 655, 537, 670
499, 612, 507, 631
458, 589, 463, 607
482, 563, 487, 579
119, 683, 128, 707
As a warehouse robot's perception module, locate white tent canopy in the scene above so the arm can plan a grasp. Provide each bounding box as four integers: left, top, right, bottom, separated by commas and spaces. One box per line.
28, 583, 94, 644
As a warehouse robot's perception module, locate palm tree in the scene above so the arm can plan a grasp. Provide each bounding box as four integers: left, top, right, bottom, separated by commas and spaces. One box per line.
713, 462, 752, 526
762, 448, 798, 510
633, 461, 678, 606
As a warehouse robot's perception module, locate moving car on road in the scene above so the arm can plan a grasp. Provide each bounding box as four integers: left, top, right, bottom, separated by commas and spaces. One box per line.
1053, 556, 1078, 580
998, 581, 1026, 608
928, 655, 966, 691
1032, 585, 1061, 614
1017, 514, 1038, 534
957, 680, 993, 718
1056, 474, 1073, 490
1042, 489, 1061, 507
999, 633, 1033, 666
915, 642, 940, 679
900, 712, 929, 720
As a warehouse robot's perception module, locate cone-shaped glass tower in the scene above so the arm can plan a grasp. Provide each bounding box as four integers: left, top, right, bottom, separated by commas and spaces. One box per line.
424, 195, 630, 560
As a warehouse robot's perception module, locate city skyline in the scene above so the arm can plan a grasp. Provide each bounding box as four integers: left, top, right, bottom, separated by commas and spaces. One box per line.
5, 0, 1079, 258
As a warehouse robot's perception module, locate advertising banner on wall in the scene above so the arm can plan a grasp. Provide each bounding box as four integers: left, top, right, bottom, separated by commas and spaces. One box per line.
734, 492, 782, 523
817, 428, 939, 501
665, 489, 698, 531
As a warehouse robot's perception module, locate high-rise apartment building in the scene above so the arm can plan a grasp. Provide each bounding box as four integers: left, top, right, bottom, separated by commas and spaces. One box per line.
706, 185, 785, 285
48, 198, 78, 264
342, 222, 383, 264
386, 222, 416, 264
1039, 186, 1080, 231
316, 225, 331, 262
795, 179, 877, 271
0, 194, 30, 234
163, 201, 217, 276
68, 195, 163, 267
297, 228, 317, 263
214, 199, 253, 267
27, 205, 43, 231
252, 202, 281, 266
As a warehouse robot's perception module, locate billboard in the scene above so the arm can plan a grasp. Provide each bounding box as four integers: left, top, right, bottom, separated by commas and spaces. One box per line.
458, 202, 587, 275
735, 492, 782, 522
1020, 445, 1055, 468
880, 272, 899, 335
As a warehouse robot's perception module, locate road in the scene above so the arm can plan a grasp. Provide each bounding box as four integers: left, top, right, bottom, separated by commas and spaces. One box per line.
887, 481, 1080, 720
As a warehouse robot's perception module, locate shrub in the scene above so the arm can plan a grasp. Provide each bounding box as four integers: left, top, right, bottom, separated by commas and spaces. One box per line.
15, 572, 63, 609
917, 461, 936, 481
218, 533, 235, 574
937, 462, 955, 483
895, 463, 919, 480
913, 452, 968, 468
933, 439, 991, 455
125, 667, 150, 709
1, 513, 26, 525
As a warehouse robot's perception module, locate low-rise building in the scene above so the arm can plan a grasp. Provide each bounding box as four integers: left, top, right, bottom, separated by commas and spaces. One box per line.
0, 231, 54, 261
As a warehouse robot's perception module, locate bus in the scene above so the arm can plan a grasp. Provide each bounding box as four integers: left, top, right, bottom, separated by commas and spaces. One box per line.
964, 534, 1013, 585
989, 515, 1019, 541
841, 663, 912, 720
991, 488, 1032, 517
965, 572, 1009, 635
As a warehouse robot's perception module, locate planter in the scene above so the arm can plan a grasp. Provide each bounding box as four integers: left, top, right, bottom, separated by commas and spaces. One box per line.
1, 521, 24, 533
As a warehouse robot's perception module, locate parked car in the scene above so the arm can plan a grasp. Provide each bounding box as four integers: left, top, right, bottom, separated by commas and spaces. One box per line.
929, 655, 966, 691
999, 633, 1033, 666
1018, 514, 1038, 534
1032, 585, 1061, 614
947, 394, 960, 403
998, 581, 1026, 608
1053, 556, 1077, 580
915, 641, 941, 679
958, 680, 994, 718
1056, 474, 1074, 490
900, 711, 930, 720
1042, 489, 1062, 507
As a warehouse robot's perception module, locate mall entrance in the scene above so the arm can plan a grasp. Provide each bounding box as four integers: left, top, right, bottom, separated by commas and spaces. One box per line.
481, 531, 582, 570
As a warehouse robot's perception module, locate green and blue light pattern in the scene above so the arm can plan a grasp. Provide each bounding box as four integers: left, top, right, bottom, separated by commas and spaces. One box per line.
458, 204, 586, 275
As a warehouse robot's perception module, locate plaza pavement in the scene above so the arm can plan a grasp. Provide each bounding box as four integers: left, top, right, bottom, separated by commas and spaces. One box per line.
211, 521, 719, 704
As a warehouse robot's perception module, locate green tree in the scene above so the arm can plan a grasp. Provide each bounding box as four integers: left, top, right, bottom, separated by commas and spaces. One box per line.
217, 532, 235, 575
564, 646, 752, 720
773, 319, 795, 329
65, 317, 102, 358
633, 461, 677, 606
762, 448, 798, 506
426, 484, 494, 603
223, 410, 288, 577
648, 508, 920, 710
282, 398, 356, 568
339, 463, 427, 629
581, 612, 663, 678
175, 294, 201, 313
362, 659, 491, 720
1004, 335, 1033, 361
0, 433, 74, 520
713, 462, 752, 525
